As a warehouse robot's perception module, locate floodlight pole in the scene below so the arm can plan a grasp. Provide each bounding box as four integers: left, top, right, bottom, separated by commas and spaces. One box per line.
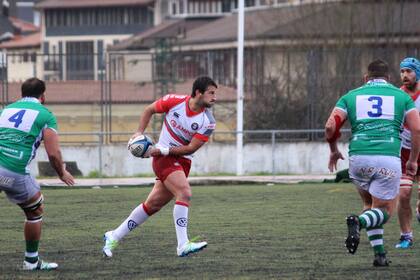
236, 0, 245, 175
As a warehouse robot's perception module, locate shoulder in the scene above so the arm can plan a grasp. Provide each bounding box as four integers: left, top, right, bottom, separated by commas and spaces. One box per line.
203, 108, 216, 124
155, 94, 188, 112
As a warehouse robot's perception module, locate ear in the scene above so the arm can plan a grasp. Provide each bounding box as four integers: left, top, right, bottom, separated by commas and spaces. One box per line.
363, 74, 368, 83
39, 93, 46, 104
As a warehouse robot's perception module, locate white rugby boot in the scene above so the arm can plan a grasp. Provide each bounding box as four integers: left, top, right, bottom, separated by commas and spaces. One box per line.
22, 259, 58, 271
177, 241, 207, 257
102, 231, 118, 258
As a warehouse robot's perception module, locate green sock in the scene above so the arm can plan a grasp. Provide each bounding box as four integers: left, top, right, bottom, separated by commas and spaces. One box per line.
358, 208, 389, 229
366, 226, 385, 254
25, 240, 39, 263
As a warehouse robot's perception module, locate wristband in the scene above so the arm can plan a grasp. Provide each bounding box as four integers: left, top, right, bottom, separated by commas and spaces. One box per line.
159, 147, 170, 156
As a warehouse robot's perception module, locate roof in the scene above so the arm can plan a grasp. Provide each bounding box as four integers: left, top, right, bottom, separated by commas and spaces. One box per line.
109, 1, 420, 49
4, 80, 236, 104
263, 1, 420, 39
0, 17, 15, 38
35, 0, 154, 9
9, 17, 39, 34
110, 18, 218, 51
0, 32, 41, 49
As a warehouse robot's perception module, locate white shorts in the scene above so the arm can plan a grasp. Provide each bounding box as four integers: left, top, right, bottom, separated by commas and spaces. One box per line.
0, 165, 40, 204
349, 155, 401, 200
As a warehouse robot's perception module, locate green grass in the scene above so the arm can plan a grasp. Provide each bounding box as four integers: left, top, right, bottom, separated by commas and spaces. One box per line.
1, 183, 420, 279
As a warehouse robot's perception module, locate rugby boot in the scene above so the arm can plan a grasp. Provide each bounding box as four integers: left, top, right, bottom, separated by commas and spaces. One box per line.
345, 214, 360, 254
395, 236, 413, 249
22, 259, 58, 270
103, 231, 118, 258
177, 241, 207, 257
373, 252, 390, 267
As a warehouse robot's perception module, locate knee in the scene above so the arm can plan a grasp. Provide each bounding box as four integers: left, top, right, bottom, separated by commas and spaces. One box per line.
399, 190, 412, 205
143, 201, 162, 215
20, 195, 44, 221
24, 204, 44, 221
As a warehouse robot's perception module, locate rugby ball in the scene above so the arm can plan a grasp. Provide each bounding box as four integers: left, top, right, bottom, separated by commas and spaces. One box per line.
127, 135, 154, 158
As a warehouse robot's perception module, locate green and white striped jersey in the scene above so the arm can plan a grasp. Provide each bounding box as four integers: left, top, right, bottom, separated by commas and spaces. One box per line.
0, 97, 57, 174
335, 79, 416, 157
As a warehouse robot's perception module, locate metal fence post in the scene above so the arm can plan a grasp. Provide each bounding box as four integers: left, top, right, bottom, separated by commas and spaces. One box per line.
99, 132, 103, 177
271, 131, 275, 176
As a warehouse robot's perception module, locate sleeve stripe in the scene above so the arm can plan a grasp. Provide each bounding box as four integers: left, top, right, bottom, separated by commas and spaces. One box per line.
194, 133, 209, 142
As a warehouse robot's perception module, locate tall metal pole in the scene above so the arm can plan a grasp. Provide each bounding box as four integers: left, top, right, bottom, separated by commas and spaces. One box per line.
236, 0, 245, 175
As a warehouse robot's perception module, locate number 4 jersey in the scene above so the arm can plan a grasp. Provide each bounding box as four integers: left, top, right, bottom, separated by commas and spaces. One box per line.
335, 79, 416, 157
0, 97, 57, 174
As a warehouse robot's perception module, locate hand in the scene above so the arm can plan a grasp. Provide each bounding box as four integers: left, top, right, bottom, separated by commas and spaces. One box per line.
129, 132, 143, 143
328, 151, 344, 172
148, 147, 162, 157
59, 170, 75, 186
406, 160, 418, 177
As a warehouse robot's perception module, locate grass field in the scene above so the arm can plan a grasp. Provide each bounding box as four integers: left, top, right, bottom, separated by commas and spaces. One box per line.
1, 183, 420, 279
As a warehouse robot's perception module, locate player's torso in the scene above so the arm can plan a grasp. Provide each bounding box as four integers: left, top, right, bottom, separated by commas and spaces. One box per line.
400, 88, 420, 149
158, 101, 208, 148
0, 99, 52, 174
344, 82, 407, 157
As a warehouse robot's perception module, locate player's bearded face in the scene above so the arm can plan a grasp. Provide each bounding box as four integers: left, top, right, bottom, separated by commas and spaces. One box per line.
400, 68, 416, 89
200, 86, 217, 108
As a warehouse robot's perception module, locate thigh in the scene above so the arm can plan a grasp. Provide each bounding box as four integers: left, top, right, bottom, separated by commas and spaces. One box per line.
349, 155, 374, 192
370, 156, 401, 201
145, 180, 174, 208
0, 166, 40, 204
163, 170, 191, 198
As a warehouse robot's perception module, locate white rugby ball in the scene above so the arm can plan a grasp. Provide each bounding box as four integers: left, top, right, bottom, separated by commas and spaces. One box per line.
127, 135, 154, 158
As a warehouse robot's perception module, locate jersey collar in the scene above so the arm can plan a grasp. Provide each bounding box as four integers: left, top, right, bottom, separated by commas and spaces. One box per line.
366, 79, 388, 85
185, 96, 204, 117
20, 97, 40, 103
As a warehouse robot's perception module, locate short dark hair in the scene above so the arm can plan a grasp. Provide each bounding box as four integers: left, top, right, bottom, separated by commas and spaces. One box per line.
21, 77, 46, 98
191, 76, 217, 97
367, 59, 389, 79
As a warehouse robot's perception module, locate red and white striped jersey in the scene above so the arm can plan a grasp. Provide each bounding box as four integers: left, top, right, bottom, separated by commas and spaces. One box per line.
154, 94, 216, 158
400, 85, 420, 149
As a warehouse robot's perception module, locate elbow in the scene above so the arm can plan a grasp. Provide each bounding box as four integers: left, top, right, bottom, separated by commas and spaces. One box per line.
325, 124, 335, 139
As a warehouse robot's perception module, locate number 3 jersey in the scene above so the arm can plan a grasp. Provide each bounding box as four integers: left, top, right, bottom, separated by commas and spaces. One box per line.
0, 97, 57, 174
154, 94, 216, 159
335, 79, 416, 157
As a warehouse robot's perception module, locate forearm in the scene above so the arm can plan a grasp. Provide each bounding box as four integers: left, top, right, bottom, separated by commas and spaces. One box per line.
409, 131, 420, 162
48, 152, 65, 177
328, 141, 339, 153
137, 106, 155, 134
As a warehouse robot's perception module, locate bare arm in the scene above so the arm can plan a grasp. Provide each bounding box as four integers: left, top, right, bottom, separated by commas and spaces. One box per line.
325, 108, 347, 172
405, 109, 420, 175
150, 137, 206, 157
43, 129, 75, 186
136, 102, 158, 135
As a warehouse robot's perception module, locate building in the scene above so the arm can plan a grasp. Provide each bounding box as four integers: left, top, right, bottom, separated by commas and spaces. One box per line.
35, 0, 155, 81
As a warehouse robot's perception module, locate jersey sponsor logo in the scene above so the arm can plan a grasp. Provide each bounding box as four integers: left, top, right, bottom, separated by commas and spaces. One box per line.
169, 120, 194, 136
0, 146, 23, 159
356, 95, 395, 120
206, 123, 216, 129
0, 108, 39, 132
176, 217, 188, 227
191, 122, 199, 130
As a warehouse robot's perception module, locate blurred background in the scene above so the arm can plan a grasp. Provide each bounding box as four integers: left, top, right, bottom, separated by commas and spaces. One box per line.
0, 0, 418, 176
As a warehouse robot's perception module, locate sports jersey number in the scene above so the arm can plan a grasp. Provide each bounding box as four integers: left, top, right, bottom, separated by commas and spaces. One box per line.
367, 96, 383, 117
0, 108, 39, 132
8, 110, 26, 128
356, 95, 394, 120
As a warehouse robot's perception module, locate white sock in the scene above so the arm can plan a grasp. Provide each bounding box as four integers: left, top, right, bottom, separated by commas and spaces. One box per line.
112, 203, 150, 241
174, 202, 189, 248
